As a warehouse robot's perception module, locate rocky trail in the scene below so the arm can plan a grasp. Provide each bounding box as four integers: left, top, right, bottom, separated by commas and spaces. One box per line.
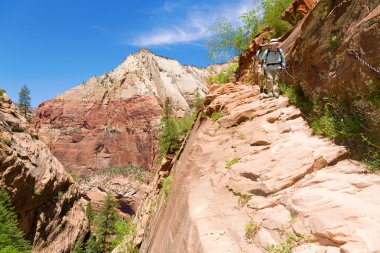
136, 83, 380, 253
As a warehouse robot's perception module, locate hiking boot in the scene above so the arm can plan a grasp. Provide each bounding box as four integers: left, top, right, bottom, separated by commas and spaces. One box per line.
260, 87, 263, 93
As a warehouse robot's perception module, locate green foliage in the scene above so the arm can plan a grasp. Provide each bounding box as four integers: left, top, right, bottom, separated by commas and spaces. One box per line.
237, 193, 252, 207
194, 92, 204, 113
225, 157, 241, 170
110, 218, 136, 250
0, 137, 11, 146
87, 164, 147, 183
208, 63, 239, 84
311, 104, 364, 140
367, 81, 380, 107
207, 10, 259, 60
0, 88, 5, 101
279, 83, 313, 110
266, 232, 312, 253
72, 239, 84, 253
161, 176, 173, 203
211, 111, 224, 122
69, 171, 78, 182
85, 236, 100, 253
95, 192, 119, 253
0, 189, 32, 253
245, 220, 259, 243
86, 202, 95, 224
18, 84, 31, 117
56, 191, 63, 200
329, 35, 339, 48
259, 0, 294, 37
279, 84, 364, 141
366, 151, 380, 173
158, 98, 196, 161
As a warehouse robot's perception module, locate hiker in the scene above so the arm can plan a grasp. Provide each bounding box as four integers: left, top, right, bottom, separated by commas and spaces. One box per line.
262, 39, 286, 98
255, 43, 268, 93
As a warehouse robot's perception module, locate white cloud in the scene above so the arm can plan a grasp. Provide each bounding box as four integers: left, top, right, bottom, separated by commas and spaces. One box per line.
130, 0, 255, 47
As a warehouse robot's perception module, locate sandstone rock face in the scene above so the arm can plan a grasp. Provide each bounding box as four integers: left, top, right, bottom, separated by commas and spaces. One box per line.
0, 93, 88, 253
138, 84, 380, 253
281, 0, 380, 143
35, 49, 208, 176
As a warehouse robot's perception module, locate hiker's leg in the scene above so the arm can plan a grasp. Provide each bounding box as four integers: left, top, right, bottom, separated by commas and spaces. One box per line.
266, 70, 274, 95
273, 71, 279, 98
257, 66, 263, 92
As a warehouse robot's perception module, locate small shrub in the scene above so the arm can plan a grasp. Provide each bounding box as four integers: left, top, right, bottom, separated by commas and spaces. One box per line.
225, 157, 241, 170
366, 149, 380, 173
194, 92, 204, 113
245, 220, 259, 243
237, 193, 252, 207
0, 88, 5, 101
329, 35, 339, 48
367, 81, 380, 107
266, 232, 313, 253
161, 176, 173, 203
56, 191, 63, 200
208, 63, 239, 84
211, 111, 224, 122
0, 137, 11, 146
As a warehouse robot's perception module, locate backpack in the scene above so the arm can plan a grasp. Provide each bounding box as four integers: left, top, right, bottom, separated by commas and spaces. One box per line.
264, 48, 284, 65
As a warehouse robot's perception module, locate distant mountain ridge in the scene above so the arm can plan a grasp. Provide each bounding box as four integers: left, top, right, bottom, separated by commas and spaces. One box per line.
35, 49, 209, 176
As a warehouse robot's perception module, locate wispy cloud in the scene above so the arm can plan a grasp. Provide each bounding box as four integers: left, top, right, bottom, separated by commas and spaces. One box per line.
130, 0, 255, 47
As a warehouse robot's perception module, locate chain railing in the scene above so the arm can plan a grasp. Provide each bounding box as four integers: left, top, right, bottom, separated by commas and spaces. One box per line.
348, 50, 380, 75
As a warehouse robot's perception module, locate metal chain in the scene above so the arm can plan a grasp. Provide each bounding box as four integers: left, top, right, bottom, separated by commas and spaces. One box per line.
348, 50, 380, 75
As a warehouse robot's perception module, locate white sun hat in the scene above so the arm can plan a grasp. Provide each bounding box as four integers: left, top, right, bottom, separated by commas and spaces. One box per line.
269, 39, 279, 45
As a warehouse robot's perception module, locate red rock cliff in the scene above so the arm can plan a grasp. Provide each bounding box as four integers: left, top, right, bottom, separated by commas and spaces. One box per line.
35, 49, 208, 176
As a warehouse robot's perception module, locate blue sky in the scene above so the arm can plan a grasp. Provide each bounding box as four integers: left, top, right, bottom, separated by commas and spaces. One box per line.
0, 0, 255, 107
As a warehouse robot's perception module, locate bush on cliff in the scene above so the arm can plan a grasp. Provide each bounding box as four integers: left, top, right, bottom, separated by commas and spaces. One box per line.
0, 189, 31, 253
158, 98, 195, 161
208, 63, 239, 84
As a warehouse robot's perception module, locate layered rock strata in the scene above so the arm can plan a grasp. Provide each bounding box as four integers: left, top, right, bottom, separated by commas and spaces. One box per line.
35, 49, 208, 176
0, 92, 88, 253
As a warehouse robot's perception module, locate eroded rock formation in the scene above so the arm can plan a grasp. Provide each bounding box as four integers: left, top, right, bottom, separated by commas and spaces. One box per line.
35, 49, 208, 176
134, 83, 380, 253
0, 92, 88, 253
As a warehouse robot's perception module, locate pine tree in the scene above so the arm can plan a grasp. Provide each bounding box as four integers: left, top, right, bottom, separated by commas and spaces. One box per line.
0, 189, 31, 253
72, 239, 84, 253
95, 192, 119, 253
85, 236, 99, 253
18, 84, 31, 117
86, 202, 95, 224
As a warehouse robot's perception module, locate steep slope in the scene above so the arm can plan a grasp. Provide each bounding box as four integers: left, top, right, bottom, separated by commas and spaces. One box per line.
136, 83, 380, 253
35, 49, 208, 176
0, 92, 88, 253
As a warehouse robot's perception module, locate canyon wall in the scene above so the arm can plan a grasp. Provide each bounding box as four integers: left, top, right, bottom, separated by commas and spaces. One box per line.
0, 92, 88, 253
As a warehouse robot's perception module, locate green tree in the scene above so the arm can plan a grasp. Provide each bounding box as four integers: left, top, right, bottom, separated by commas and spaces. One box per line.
0, 189, 31, 253
85, 236, 99, 253
95, 192, 119, 253
207, 10, 259, 60
18, 84, 31, 117
72, 239, 84, 253
158, 98, 180, 158
259, 0, 293, 36
86, 202, 95, 224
